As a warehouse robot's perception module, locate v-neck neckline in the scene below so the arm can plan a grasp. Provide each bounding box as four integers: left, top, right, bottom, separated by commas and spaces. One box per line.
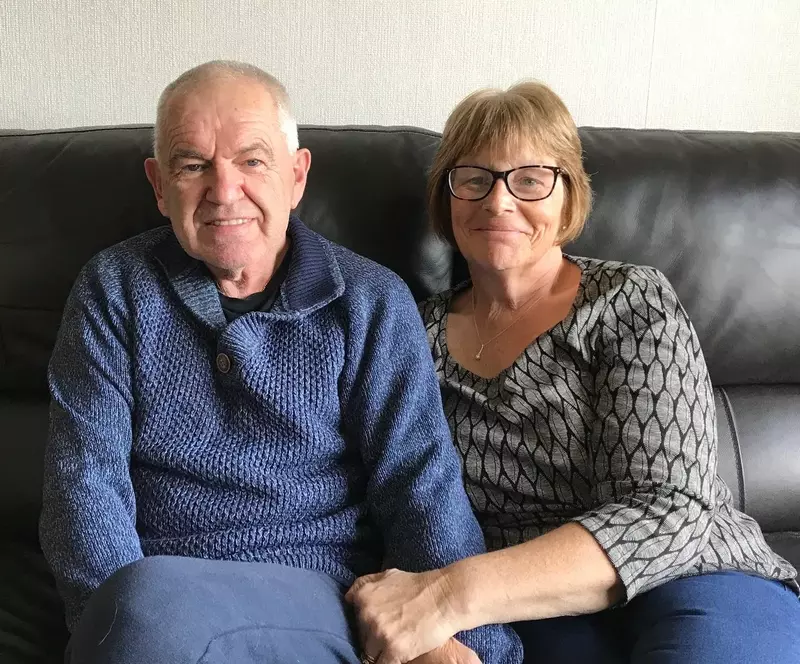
437, 255, 588, 386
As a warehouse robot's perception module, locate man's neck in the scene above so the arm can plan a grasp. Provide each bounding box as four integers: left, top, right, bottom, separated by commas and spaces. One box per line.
209, 239, 290, 299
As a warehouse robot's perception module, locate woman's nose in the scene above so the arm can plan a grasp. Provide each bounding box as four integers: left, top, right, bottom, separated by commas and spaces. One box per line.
481, 177, 516, 213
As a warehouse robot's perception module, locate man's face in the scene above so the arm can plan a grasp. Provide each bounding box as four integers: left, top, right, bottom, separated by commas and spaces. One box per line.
145, 76, 310, 274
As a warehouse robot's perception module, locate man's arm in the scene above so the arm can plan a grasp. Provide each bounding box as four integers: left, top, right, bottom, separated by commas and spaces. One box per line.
40, 258, 143, 631
340, 273, 522, 664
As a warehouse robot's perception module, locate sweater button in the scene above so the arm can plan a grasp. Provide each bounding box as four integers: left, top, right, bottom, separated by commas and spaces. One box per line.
216, 352, 231, 374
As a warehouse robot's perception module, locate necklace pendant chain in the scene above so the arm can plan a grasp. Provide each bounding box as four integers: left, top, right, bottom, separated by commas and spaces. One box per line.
471, 284, 544, 361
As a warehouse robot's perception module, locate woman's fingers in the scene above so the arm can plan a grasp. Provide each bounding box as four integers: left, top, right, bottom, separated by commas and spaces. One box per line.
347, 568, 456, 662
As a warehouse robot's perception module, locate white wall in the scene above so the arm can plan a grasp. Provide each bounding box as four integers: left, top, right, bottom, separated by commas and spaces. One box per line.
2, 0, 798, 132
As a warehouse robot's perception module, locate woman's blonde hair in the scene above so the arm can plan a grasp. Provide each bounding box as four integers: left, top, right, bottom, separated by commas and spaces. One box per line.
427, 81, 592, 247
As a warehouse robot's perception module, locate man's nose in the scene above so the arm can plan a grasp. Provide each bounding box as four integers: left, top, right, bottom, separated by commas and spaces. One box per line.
205, 162, 245, 206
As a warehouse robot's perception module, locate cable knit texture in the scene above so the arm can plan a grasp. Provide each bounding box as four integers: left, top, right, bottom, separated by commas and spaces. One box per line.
40, 216, 522, 662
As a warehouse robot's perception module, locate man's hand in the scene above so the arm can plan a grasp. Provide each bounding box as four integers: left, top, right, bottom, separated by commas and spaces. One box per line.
409, 638, 481, 664
346, 568, 462, 664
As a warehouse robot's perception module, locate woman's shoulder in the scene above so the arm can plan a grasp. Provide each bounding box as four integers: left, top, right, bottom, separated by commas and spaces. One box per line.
569, 254, 675, 305
570, 254, 669, 287
568, 254, 686, 335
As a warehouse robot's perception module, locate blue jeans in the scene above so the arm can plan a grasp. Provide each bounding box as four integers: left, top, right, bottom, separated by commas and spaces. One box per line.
514, 572, 800, 663
68, 556, 361, 663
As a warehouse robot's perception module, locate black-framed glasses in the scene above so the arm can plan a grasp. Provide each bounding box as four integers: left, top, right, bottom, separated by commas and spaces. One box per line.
446, 165, 564, 202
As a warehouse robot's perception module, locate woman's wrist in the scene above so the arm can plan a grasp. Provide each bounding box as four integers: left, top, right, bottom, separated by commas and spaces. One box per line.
438, 558, 486, 634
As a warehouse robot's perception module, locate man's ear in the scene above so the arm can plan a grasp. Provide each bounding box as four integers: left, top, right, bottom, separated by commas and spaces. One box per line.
144, 158, 169, 217
290, 148, 312, 210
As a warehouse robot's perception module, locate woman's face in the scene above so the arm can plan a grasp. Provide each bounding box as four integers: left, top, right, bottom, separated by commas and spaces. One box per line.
449, 145, 566, 273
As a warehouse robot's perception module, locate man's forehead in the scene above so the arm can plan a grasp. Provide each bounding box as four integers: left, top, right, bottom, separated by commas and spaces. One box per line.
170, 73, 274, 108
168, 85, 276, 124
163, 81, 282, 157
166, 123, 278, 161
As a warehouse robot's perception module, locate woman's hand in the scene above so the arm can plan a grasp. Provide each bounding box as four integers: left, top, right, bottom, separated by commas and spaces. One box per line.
345, 567, 463, 664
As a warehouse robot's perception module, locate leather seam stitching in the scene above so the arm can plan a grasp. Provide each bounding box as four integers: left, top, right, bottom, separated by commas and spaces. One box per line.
766, 532, 800, 540
0, 321, 6, 367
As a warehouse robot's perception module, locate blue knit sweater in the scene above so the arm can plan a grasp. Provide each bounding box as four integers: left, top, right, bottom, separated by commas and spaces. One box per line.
40, 216, 522, 661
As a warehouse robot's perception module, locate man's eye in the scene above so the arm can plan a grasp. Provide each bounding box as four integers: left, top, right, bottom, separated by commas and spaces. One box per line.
245, 159, 263, 167
182, 163, 204, 173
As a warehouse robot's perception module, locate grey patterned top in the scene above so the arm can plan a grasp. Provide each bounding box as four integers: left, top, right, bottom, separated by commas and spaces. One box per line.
421, 256, 798, 601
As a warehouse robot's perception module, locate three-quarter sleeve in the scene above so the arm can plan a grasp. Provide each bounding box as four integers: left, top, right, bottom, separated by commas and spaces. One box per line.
574, 266, 717, 600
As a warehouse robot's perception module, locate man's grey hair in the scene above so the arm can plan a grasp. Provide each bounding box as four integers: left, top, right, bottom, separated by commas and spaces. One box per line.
153, 60, 299, 162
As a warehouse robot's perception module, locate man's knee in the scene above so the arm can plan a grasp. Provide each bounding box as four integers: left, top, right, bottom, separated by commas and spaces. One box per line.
68, 557, 201, 663
68, 557, 361, 663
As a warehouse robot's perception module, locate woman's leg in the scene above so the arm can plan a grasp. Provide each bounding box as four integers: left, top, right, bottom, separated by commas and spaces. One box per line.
514, 612, 624, 664
624, 572, 800, 664
68, 556, 361, 664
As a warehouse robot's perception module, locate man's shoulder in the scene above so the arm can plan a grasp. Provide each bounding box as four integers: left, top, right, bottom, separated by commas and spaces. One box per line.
327, 242, 411, 301
74, 226, 174, 301
83, 226, 173, 278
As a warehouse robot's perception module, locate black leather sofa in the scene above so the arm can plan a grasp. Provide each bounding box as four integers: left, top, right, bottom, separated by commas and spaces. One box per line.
1, 125, 798, 662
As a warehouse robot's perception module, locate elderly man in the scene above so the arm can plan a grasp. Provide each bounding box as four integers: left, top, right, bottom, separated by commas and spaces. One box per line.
38, 61, 522, 664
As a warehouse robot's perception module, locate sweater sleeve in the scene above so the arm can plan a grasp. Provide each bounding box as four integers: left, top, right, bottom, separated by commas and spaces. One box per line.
341, 275, 522, 664
573, 266, 717, 601
39, 259, 143, 632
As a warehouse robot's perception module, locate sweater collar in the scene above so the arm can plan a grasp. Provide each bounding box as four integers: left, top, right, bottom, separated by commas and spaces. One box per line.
153, 215, 344, 331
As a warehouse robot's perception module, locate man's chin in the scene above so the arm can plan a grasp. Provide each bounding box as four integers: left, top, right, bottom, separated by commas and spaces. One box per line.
176, 232, 284, 276
184, 244, 251, 274
203, 254, 250, 273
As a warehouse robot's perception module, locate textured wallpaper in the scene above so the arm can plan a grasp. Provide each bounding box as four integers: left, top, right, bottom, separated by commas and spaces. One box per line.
1, 0, 798, 131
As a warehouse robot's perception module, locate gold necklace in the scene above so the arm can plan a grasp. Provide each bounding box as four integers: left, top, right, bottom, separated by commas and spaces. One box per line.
470, 285, 543, 360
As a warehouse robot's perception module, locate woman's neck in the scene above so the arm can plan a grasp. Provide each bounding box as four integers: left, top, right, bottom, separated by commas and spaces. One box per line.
469, 246, 565, 320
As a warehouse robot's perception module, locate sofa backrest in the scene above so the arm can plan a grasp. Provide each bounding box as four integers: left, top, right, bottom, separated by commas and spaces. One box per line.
1, 125, 799, 563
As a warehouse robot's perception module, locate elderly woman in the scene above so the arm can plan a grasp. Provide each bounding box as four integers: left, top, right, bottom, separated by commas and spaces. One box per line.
347, 82, 800, 664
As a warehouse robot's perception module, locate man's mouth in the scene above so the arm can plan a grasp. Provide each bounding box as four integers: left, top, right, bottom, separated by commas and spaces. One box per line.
205, 218, 254, 227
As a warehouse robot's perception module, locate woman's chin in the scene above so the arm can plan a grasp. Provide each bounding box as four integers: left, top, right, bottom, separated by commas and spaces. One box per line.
466, 245, 531, 273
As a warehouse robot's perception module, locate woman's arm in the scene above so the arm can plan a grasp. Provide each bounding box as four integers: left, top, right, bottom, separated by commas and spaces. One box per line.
348, 522, 621, 644
454, 266, 718, 618
444, 522, 622, 628
570, 265, 717, 600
